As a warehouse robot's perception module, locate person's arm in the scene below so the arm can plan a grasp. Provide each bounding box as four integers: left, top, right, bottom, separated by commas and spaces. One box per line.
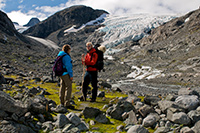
63, 55, 73, 78
85, 53, 98, 66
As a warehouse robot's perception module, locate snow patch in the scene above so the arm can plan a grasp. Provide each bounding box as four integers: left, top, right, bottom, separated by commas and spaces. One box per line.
127, 66, 165, 80
64, 13, 107, 34
26, 36, 59, 49
185, 17, 190, 23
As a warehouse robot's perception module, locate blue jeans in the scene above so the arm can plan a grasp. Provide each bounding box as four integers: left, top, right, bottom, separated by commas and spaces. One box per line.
82, 71, 98, 101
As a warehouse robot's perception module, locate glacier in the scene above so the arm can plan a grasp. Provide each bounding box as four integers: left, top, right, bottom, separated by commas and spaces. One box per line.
98, 13, 177, 49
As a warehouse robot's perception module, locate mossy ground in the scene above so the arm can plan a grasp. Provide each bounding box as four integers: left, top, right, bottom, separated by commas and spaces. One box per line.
3, 75, 156, 133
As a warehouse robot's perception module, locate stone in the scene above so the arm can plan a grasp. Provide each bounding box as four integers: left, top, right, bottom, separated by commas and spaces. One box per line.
175, 95, 199, 112
66, 112, 81, 126
82, 107, 101, 119
127, 125, 149, 133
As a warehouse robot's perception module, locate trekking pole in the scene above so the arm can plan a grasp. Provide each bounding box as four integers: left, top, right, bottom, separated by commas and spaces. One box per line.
81, 54, 86, 101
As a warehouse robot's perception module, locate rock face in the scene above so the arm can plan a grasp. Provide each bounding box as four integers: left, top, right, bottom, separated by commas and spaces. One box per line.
23, 18, 40, 27
23, 5, 108, 38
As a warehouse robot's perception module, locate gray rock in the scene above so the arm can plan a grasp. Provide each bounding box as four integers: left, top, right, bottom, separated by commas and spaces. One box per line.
66, 112, 81, 126
180, 126, 194, 133
158, 100, 183, 113
127, 125, 149, 133
0, 72, 6, 84
168, 112, 191, 125
106, 100, 135, 120
144, 95, 161, 106
95, 112, 109, 123
142, 114, 157, 127
178, 88, 199, 97
124, 110, 137, 126
55, 114, 70, 128
154, 127, 171, 133
0, 120, 36, 133
192, 120, 200, 133
0, 91, 27, 116
77, 121, 89, 131
0, 110, 8, 118
126, 94, 141, 104
83, 107, 101, 119
175, 95, 199, 112
42, 121, 54, 132
188, 110, 200, 124
62, 124, 76, 133
139, 104, 155, 117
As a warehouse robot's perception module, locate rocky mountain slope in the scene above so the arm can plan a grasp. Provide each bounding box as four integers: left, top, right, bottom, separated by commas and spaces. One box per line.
112, 8, 200, 87
0, 10, 58, 76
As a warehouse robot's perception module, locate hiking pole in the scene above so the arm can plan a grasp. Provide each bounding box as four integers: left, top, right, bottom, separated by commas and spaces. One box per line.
81, 54, 86, 101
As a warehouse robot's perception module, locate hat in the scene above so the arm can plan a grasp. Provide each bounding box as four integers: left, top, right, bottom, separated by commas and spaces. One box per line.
98, 45, 106, 53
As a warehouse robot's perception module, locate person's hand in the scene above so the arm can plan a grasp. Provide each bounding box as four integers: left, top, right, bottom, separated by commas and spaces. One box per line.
82, 54, 85, 65
70, 77, 73, 80
82, 54, 85, 60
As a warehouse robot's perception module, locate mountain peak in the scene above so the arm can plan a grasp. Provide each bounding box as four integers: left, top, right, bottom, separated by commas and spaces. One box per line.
23, 18, 40, 27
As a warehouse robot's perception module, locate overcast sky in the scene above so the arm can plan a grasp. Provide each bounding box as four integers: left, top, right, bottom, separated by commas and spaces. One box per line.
0, 0, 200, 25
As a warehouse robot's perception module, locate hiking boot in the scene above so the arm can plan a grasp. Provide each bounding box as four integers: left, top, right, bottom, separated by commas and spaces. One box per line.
90, 99, 96, 103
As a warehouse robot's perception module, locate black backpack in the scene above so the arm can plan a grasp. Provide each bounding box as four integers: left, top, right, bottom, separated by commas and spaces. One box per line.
52, 54, 67, 76
92, 44, 105, 72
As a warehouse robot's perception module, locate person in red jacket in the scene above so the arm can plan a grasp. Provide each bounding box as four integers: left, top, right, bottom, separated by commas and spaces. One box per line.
81, 42, 98, 102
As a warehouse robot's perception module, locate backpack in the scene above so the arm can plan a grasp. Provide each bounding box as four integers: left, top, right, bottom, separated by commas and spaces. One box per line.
92, 44, 106, 72
53, 54, 67, 76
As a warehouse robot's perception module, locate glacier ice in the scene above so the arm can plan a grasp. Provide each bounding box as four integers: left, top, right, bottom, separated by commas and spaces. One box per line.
98, 13, 177, 49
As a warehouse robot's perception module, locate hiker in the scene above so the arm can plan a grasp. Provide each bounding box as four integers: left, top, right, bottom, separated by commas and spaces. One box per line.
81, 42, 98, 102
57, 44, 74, 109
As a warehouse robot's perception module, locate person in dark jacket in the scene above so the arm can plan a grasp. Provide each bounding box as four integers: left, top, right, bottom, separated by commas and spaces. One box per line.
81, 42, 98, 102
57, 44, 74, 109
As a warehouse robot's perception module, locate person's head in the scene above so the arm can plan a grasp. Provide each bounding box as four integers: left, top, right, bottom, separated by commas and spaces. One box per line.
62, 44, 71, 54
86, 42, 93, 51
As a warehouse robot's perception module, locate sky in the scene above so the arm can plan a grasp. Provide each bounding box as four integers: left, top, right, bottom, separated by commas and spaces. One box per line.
0, 0, 200, 25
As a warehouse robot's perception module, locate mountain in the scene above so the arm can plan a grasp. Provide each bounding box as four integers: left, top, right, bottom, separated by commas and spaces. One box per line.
0, 10, 58, 74
23, 17, 40, 27
23, 5, 108, 39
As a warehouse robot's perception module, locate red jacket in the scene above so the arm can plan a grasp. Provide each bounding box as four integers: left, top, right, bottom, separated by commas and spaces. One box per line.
83, 48, 98, 71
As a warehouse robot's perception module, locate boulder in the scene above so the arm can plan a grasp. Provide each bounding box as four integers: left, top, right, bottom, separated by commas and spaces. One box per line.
188, 110, 200, 124
168, 112, 191, 125
83, 107, 101, 119
54, 114, 70, 128
0, 91, 27, 116
178, 88, 199, 97
144, 95, 161, 106
175, 95, 199, 112
127, 125, 149, 133
106, 100, 135, 120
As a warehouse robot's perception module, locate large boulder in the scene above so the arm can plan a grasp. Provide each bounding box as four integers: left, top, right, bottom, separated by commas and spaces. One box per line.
106, 100, 135, 120
0, 91, 27, 116
175, 95, 199, 112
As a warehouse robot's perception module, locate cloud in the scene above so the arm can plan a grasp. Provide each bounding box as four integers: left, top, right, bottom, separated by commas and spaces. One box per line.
64, 0, 200, 15
4, 0, 200, 25
0, 0, 6, 9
